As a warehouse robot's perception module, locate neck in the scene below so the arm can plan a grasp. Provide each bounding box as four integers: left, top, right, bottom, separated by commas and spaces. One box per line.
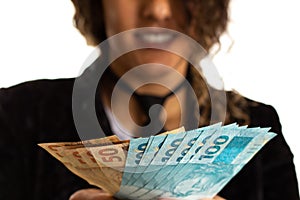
100, 61, 193, 133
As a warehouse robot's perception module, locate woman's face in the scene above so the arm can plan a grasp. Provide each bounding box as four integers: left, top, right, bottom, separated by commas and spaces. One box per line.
102, 0, 191, 80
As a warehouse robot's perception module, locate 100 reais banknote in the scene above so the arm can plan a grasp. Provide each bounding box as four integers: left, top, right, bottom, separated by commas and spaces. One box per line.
39, 123, 276, 200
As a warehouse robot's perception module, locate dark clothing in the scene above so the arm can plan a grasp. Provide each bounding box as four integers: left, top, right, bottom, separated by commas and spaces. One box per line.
0, 78, 299, 200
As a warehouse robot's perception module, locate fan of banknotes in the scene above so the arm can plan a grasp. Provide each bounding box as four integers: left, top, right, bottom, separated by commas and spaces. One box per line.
39, 123, 276, 200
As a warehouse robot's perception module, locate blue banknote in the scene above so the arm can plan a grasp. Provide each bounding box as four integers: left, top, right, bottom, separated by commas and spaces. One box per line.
116, 124, 276, 200
126, 131, 188, 198
117, 134, 167, 198
156, 129, 275, 199
128, 123, 223, 199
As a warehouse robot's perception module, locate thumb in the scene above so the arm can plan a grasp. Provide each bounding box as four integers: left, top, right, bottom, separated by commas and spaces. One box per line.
69, 188, 115, 200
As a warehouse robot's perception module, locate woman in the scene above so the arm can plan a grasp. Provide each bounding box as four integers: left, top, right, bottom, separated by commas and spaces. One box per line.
66, 0, 300, 199
0, 0, 298, 200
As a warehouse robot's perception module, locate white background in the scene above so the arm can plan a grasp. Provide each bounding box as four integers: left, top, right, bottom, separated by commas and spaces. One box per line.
0, 0, 300, 190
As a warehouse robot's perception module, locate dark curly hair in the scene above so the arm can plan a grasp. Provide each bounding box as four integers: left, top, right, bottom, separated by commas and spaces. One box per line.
70, 0, 250, 126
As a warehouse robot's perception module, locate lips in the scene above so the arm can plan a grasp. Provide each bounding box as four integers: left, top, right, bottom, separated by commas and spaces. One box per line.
134, 30, 177, 48
137, 32, 175, 43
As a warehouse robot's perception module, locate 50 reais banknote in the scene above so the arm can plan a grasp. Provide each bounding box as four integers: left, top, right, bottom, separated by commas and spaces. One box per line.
39, 124, 276, 200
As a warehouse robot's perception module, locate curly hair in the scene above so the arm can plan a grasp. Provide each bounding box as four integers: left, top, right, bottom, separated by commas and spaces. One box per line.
70, 0, 250, 126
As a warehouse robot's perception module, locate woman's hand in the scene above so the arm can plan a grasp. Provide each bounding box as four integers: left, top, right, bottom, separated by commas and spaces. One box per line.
69, 188, 225, 200
202, 196, 225, 200
69, 188, 116, 200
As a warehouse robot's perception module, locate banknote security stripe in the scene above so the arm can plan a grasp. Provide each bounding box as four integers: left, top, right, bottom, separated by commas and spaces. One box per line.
213, 136, 252, 164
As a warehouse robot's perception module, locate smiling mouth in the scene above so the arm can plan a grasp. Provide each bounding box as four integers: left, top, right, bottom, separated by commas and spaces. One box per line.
134, 31, 177, 47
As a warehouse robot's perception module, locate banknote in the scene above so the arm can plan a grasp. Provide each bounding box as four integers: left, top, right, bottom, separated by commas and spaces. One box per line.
156, 128, 275, 199
127, 127, 185, 183
39, 136, 127, 194
39, 124, 276, 200
128, 123, 223, 199
113, 127, 185, 199
128, 135, 166, 183
125, 131, 187, 199
39, 141, 113, 193
115, 134, 168, 199
121, 125, 274, 200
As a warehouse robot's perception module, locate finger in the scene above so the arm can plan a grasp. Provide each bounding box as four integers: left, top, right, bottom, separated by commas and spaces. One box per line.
69, 188, 116, 200
213, 195, 226, 200
202, 195, 226, 200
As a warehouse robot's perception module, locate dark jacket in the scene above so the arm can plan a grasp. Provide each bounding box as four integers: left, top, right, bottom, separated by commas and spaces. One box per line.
0, 78, 299, 200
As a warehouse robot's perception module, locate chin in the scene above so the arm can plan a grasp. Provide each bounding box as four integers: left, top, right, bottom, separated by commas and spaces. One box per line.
136, 49, 182, 67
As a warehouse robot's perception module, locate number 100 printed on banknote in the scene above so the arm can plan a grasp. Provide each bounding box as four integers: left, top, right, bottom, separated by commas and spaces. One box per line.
39, 123, 276, 200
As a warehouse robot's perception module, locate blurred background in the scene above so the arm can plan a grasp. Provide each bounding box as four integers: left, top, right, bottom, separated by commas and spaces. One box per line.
0, 0, 299, 188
